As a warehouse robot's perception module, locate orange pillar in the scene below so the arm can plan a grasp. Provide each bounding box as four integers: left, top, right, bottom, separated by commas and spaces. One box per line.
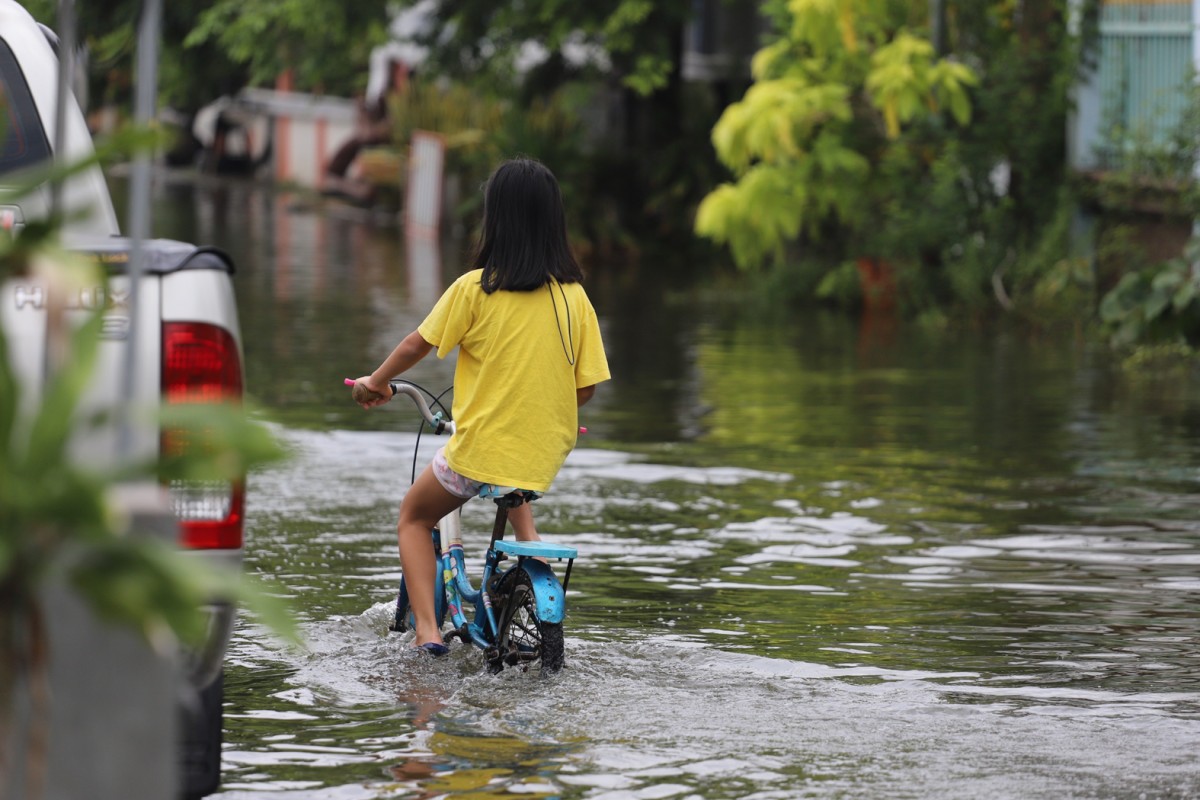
274, 69, 293, 183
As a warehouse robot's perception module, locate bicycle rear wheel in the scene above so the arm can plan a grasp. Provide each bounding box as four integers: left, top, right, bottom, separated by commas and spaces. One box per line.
489, 568, 565, 675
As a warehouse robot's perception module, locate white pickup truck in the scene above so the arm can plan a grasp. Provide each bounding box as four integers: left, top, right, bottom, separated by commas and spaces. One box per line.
1, 3, 245, 798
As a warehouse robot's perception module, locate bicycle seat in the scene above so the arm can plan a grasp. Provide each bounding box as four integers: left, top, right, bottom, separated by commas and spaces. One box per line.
479, 487, 542, 508
493, 539, 577, 560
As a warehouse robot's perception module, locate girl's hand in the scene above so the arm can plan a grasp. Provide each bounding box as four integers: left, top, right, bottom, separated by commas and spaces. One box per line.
352, 376, 393, 408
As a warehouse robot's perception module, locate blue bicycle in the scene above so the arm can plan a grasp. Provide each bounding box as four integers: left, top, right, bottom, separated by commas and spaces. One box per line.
352, 380, 578, 675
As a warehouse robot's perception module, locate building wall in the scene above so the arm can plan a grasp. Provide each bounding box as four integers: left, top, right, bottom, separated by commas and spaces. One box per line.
1071, 0, 1199, 172
236, 87, 359, 190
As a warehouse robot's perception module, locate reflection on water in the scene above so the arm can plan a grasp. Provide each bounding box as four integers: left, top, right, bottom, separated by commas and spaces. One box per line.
126, 175, 1200, 799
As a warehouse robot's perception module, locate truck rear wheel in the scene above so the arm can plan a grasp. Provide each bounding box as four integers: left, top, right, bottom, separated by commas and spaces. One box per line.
180, 669, 224, 799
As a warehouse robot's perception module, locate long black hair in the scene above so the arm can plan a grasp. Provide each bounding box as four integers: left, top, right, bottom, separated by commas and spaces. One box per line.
472, 157, 584, 293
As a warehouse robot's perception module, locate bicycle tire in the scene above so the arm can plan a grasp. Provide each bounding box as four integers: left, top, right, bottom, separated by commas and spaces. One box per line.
490, 568, 565, 675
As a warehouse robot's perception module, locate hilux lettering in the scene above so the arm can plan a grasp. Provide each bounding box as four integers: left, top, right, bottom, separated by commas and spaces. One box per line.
12, 285, 130, 311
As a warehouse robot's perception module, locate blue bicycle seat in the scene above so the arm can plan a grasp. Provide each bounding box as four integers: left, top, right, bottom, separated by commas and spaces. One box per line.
494, 540, 577, 560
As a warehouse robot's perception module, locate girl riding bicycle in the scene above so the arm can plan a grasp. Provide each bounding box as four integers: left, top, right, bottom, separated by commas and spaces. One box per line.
352, 157, 610, 655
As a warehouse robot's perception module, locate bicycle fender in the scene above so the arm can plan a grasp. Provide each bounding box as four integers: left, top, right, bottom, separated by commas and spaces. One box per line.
519, 560, 567, 624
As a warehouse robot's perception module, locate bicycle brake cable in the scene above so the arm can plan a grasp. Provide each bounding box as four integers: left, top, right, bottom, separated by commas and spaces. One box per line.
391, 379, 453, 485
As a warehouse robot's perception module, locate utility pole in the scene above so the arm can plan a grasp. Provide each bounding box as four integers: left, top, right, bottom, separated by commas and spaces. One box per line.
117, 0, 161, 458
50, 0, 76, 217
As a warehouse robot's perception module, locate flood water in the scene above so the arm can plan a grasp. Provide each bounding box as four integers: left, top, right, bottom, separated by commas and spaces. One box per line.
133, 175, 1200, 799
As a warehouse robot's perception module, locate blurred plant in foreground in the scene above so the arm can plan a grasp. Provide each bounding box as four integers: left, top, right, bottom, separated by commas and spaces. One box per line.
0, 165, 297, 799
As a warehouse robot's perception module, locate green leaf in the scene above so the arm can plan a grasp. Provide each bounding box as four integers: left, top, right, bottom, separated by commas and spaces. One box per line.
1143, 287, 1172, 322
26, 310, 105, 476
0, 321, 16, 471
157, 402, 288, 483
947, 91, 973, 126
234, 573, 304, 648
1172, 280, 1198, 312
70, 537, 303, 650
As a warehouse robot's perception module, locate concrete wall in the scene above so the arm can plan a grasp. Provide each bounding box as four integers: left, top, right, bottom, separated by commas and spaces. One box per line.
236, 87, 360, 189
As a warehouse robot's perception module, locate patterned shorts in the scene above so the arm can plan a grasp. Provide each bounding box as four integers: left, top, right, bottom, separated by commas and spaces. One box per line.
431, 447, 541, 502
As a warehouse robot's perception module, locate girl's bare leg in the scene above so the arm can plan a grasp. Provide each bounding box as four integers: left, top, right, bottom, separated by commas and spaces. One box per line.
509, 501, 540, 542
397, 465, 467, 647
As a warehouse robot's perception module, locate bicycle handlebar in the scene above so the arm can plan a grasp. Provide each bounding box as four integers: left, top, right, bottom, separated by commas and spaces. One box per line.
345, 379, 586, 436
344, 378, 453, 434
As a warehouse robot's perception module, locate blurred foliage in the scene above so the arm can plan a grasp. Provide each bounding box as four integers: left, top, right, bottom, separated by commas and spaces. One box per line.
399, 0, 727, 249
1117, 341, 1198, 382
1085, 79, 1200, 353
1082, 82, 1200, 220
1021, 199, 1095, 327
386, 81, 505, 180
695, 0, 976, 281
29, 0, 719, 251
1100, 236, 1200, 349
23, 0, 390, 111
386, 78, 638, 258
697, 0, 1100, 323
406, 0, 693, 99
184, 0, 390, 95
0, 153, 297, 795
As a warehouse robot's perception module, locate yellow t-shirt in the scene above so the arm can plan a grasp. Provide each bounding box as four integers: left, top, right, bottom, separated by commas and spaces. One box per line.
417, 269, 610, 492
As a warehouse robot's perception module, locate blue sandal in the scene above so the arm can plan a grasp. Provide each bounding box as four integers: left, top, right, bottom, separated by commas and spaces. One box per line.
418, 642, 449, 657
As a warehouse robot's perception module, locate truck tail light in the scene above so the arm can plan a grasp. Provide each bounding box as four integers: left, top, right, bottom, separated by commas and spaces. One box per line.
162, 322, 244, 550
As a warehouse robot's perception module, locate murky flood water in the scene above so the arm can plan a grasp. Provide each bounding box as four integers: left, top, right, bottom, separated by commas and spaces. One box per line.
131, 175, 1200, 799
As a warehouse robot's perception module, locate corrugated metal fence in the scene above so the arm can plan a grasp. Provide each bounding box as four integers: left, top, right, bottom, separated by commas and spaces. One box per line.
1088, 0, 1196, 169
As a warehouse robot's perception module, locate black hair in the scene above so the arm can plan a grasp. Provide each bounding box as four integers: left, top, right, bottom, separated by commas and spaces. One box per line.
472, 157, 584, 293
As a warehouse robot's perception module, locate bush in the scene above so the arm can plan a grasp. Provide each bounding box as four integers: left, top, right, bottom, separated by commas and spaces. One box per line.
1099, 236, 1200, 347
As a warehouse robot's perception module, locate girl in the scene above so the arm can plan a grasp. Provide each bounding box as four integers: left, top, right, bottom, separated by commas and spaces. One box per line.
352, 157, 610, 655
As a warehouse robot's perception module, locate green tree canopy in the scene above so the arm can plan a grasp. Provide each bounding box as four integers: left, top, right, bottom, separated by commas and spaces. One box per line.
24, 1, 390, 112
696, 0, 1096, 320
408, 0, 694, 97
695, 0, 977, 269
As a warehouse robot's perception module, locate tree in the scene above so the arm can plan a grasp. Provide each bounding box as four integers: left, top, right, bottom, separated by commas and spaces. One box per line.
695, 1, 1100, 319
24, 1, 391, 113
413, 0, 693, 100
694, 0, 976, 274
404, 0, 700, 171
184, 0, 391, 94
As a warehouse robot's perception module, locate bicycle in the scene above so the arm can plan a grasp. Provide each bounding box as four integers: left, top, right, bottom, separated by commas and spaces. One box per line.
345, 378, 578, 675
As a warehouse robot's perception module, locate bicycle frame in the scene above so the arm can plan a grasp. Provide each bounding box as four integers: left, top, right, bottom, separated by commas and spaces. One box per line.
437, 507, 501, 648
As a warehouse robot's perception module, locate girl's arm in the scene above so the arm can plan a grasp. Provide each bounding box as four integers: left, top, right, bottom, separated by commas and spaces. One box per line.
577, 384, 596, 406
355, 330, 434, 407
